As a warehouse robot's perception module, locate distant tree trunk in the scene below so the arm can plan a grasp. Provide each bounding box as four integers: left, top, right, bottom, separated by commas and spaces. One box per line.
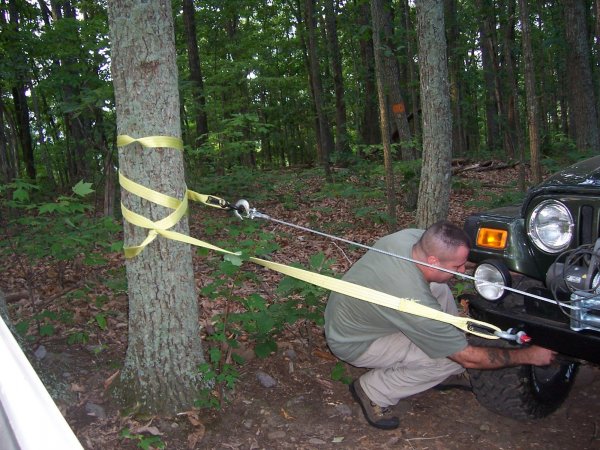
61, 4, 90, 182
8, 1, 35, 180
477, 0, 500, 153
324, 0, 351, 163
371, 0, 415, 161
564, 0, 600, 153
357, 2, 380, 148
403, 0, 420, 138
415, 0, 452, 228
372, 4, 398, 231
182, 0, 208, 146
30, 86, 56, 188
103, 146, 116, 217
445, 0, 465, 156
519, 0, 542, 184
500, 0, 525, 189
0, 86, 17, 183
107, 0, 204, 415
304, 0, 333, 181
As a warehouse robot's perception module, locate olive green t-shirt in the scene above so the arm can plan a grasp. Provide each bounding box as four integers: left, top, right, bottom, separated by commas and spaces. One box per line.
324, 229, 468, 362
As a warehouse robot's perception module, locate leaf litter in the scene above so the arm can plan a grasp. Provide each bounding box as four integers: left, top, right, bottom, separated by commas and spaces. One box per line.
1, 163, 599, 449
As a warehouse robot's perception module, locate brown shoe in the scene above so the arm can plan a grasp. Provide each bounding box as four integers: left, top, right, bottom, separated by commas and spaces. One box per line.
434, 372, 472, 391
349, 379, 399, 430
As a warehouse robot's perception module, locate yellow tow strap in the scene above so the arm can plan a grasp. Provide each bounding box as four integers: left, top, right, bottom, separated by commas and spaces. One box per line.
117, 135, 501, 340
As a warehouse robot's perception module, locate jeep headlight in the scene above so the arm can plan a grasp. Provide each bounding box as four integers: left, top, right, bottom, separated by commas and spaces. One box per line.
474, 260, 511, 301
528, 200, 573, 253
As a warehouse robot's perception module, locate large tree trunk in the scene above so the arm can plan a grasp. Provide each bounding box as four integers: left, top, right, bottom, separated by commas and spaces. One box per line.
519, 0, 542, 184
324, 0, 351, 162
371, 0, 415, 161
415, 0, 452, 228
182, 0, 209, 146
564, 0, 600, 153
107, 0, 204, 415
304, 0, 333, 181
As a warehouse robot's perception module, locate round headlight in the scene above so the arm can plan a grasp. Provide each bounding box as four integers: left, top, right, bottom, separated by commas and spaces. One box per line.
474, 261, 511, 301
528, 200, 573, 253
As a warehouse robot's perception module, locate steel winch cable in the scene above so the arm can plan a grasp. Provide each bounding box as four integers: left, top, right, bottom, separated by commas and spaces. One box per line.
231, 200, 581, 311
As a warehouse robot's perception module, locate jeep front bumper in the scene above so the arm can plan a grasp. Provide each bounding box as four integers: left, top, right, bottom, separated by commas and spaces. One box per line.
466, 294, 600, 364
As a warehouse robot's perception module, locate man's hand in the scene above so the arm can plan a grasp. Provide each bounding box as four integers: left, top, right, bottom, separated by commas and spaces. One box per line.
521, 345, 557, 366
449, 344, 557, 369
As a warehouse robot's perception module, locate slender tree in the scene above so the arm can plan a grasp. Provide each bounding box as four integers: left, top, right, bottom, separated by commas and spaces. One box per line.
415, 0, 452, 228
182, 0, 209, 146
7, 0, 35, 180
107, 0, 204, 414
477, 0, 501, 153
324, 0, 351, 162
372, 1, 398, 231
564, 0, 600, 153
356, 1, 380, 148
519, 0, 542, 184
304, 0, 333, 181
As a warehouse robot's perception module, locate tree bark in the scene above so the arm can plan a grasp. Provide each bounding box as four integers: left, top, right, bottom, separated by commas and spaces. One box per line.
324, 0, 351, 162
477, 0, 500, 153
357, 1, 380, 148
182, 0, 209, 146
499, 0, 525, 189
372, 3, 398, 231
445, 0, 465, 156
0, 85, 18, 183
107, 0, 204, 415
519, 0, 542, 184
403, 0, 420, 138
415, 0, 452, 228
371, 0, 415, 161
304, 0, 333, 181
564, 0, 600, 153
8, 0, 36, 180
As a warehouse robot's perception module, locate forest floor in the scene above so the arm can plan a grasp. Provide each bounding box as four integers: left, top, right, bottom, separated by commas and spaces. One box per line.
2, 161, 600, 449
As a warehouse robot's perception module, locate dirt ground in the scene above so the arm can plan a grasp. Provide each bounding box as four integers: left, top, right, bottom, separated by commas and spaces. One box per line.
50, 328, 600, 449
4, 162, 600, 449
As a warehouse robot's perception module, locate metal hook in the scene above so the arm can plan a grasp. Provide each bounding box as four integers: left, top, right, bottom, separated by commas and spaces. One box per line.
233, 199, 250, 220
494, 328, 531, 345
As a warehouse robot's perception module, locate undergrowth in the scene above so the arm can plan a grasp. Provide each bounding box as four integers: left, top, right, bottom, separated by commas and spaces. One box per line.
0, 155, 585, 416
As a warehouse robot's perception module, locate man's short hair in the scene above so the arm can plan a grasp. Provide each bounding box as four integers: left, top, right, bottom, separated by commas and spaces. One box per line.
417, 220, 471, 257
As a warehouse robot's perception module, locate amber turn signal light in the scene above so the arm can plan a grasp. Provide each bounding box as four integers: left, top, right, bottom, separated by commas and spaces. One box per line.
476, 228, 508, 249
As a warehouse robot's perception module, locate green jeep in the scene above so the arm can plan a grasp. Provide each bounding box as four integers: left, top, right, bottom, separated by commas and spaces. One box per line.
463, 155, 600, 419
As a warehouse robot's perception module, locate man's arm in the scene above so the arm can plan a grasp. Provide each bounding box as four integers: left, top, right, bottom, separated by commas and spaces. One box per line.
448, 344, 556, 369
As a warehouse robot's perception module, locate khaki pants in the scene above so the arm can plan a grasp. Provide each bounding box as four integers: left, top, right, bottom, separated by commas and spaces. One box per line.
348, 283, 465, 407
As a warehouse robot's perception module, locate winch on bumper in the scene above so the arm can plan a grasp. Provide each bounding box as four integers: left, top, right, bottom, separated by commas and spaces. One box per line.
464, 186, 600, 364
462, 155, 600, 419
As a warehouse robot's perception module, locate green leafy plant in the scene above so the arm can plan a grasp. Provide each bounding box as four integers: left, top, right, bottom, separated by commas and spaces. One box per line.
0, 179, 122, 341
330, 361, 352, 385
120, 428, 165, 450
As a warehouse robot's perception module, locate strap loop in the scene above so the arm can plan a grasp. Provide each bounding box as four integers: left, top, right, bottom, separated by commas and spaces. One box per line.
117, 135, 183, 150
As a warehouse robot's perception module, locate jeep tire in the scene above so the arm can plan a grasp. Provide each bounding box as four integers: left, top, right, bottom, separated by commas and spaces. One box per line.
467, 337, 578, 419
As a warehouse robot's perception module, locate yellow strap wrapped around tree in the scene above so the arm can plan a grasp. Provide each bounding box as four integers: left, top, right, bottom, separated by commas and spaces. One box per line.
116, 134, 184, 150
